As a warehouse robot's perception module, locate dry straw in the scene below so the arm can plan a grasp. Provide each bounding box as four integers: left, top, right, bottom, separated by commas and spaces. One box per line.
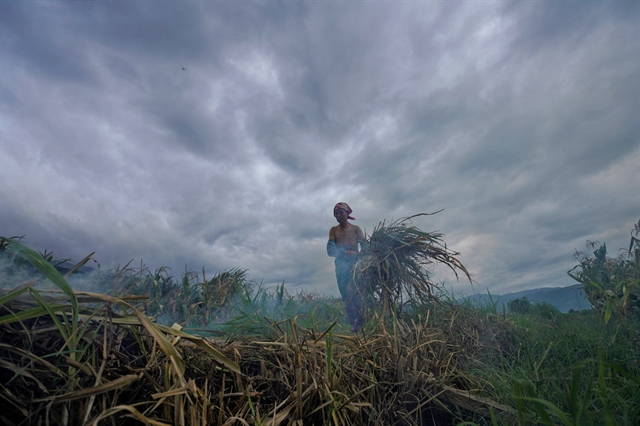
353, 213, 472, 315
0, 236, 513, 426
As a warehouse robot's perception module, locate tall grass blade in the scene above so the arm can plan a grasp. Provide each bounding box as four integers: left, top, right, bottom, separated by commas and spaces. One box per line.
1, 237, 78, 309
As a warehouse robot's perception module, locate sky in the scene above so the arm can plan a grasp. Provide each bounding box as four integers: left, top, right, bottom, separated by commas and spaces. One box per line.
1, 0, 638, 298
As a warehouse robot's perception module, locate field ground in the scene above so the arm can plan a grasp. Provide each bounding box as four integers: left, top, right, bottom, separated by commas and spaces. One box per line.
1, 235, 639, 425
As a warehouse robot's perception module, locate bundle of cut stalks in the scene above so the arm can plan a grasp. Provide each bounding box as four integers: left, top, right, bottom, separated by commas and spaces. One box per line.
352, 213, 472, 314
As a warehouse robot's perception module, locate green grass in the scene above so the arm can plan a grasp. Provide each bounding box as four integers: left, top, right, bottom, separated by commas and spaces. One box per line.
457, 304, 640, 425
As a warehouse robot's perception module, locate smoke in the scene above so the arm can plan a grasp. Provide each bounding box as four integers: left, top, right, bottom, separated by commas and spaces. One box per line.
0, 246, 111, 295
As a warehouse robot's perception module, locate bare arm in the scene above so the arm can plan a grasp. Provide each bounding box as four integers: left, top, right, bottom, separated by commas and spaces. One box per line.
352, 226, 365, 255
327, 228, 343, 257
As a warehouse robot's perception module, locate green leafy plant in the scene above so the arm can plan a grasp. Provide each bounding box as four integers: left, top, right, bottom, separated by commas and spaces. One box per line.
568, 222, 640, 325
508, 297, 531, 314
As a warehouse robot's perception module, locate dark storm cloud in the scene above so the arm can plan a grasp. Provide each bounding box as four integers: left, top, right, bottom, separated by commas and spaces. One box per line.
1, 2, 96, 84
1, 1, 637, 297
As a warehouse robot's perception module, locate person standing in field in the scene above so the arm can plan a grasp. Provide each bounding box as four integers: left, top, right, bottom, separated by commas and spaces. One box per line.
327, 202, 365, 332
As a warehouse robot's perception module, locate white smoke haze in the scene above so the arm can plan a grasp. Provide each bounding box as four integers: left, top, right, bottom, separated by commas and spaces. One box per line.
1, 1, 638, 297
0, 252, 98, 294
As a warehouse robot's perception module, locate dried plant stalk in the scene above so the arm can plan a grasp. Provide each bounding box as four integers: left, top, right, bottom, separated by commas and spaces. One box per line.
352, 213, 472, 313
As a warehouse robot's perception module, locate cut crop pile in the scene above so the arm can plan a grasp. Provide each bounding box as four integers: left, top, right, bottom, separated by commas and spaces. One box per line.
353, 214, 472, 314
0, 231, 516, 426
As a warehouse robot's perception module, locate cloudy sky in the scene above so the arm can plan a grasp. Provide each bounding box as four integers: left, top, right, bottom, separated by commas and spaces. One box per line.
1, 1, 638, 297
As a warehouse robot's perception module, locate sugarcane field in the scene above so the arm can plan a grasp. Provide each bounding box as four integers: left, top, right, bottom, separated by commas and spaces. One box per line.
4, 1, 639, 425
1, 218, 639, 426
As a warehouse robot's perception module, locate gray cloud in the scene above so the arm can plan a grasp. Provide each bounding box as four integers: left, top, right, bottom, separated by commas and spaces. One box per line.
1, 1, 637, 298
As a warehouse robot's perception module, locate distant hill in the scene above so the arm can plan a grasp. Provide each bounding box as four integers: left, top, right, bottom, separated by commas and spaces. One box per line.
459, 284, 590, 313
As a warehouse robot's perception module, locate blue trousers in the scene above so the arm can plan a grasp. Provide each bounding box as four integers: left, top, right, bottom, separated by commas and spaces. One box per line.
334, 257, 363, 331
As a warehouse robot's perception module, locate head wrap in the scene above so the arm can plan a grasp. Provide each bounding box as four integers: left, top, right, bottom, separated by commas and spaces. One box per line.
334, 202, 355, 220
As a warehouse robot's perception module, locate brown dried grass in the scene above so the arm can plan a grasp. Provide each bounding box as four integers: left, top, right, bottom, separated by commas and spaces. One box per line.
0, 236, 514, 426
0, 289, 516, 426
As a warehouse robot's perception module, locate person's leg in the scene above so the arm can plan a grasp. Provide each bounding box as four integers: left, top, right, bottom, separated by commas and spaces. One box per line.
336, 258, 363, 331
345, 283, 363, 332
334, 259, 350, 300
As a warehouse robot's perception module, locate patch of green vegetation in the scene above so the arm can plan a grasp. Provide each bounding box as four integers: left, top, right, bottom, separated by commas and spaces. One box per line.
443, 293, 639, 425
568, 220, 640, 325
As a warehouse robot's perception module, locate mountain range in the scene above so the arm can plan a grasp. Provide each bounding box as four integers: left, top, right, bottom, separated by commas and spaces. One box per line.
459, 284, 590, 313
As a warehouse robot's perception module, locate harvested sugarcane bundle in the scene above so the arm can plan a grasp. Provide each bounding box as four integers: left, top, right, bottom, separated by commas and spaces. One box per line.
352, 213, 472, 313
